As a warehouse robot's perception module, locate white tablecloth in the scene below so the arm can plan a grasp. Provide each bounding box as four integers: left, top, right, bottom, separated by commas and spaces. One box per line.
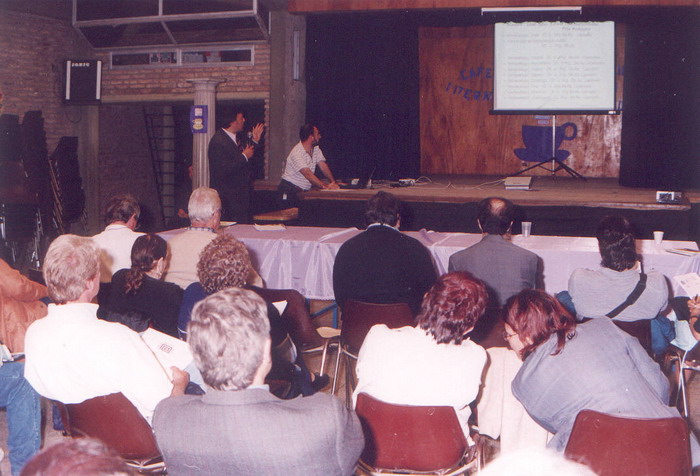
219, 225, 700, 300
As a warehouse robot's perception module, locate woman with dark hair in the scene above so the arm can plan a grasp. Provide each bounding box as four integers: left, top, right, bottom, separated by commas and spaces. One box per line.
505, 289, 689, 455
352, 272, 488, 438
103, 234, 183, 337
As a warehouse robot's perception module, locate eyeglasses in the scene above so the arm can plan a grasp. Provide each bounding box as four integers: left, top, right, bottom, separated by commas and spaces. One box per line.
502, 331, 517, 340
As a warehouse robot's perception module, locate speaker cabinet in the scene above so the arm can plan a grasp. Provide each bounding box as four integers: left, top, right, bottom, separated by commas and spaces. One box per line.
63, 60, 102, 104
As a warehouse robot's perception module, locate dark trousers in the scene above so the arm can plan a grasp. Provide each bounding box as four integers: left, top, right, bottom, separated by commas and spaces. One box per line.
277, 180, 303, 209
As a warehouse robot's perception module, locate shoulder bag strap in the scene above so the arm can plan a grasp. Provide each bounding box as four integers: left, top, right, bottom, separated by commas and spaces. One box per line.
606, 273, 647, 318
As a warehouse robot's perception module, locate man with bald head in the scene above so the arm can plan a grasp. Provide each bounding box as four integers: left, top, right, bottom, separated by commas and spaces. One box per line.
449, 197, 540, 315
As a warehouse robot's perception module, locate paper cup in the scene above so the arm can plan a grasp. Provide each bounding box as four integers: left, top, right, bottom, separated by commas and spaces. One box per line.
653, 231, 664, 245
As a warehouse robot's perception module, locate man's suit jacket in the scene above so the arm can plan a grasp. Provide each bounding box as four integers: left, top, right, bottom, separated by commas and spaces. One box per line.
512, 318, 680, 452
153, 388, 364, 476
208, 129, 253, 223
448, 234, 539, 307
333, 225, 437, 315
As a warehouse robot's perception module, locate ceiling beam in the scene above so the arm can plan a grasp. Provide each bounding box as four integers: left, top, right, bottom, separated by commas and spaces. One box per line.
288, 0, 698, 13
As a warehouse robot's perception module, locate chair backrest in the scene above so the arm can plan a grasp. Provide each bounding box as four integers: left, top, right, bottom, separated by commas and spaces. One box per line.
356, 393, 468, 472
58, 392, 161, 461
341, 300, 414, 354
581, 318, 652, 356
613, 319, 652, 355
564, 409, 691, 476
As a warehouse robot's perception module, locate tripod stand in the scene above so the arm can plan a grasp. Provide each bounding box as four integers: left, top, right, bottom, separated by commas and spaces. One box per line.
511, 116, 586, 180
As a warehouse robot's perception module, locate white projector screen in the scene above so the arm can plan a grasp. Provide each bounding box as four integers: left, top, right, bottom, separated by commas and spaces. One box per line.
493, 21, 616, 113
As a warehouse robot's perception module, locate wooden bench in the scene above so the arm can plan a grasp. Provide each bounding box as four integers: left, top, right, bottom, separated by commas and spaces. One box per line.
252, 207, 299, 224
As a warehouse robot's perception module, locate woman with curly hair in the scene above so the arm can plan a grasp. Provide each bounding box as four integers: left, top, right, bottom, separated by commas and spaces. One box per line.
352, 272, 488, 438
103, 234, 183, 337
178, 234, 327, 397
505, 289, 689, 455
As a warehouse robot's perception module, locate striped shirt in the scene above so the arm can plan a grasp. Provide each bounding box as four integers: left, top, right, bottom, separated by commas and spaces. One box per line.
280, 142, 326, 190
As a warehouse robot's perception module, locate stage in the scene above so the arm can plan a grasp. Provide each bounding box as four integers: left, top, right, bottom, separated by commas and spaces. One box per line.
256, 176, 700, 242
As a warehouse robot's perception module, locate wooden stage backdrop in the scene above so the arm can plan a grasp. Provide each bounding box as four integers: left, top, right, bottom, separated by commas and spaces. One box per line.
419, 25, 626, 178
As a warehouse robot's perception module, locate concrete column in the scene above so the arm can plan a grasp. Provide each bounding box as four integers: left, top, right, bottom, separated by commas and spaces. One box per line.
187, 79, 224, 189
268, 10, 307, 182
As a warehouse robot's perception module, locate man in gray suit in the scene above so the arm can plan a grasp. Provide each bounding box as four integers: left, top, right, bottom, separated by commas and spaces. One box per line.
448, 197, 540, 335
153, 288, 364, 476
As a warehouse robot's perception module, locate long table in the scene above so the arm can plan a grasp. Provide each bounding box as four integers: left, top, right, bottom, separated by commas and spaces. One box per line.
221, 225, 700, 300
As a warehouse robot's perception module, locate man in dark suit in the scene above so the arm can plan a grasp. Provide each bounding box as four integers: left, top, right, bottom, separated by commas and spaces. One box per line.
153, 287, 364, 476
207, 111, 264, 223
333, 192, 437, 316
449, 197, 540, 313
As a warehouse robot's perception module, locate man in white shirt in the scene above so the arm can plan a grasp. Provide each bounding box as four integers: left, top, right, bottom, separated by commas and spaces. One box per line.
24, 234, 188, 423
92, 194, 144, 285
277, 124, 339, 207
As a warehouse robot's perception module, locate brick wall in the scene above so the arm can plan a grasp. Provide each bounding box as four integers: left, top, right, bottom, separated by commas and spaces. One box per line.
1, 9, 273, 233
98, 104, 164, 231
98, 45, 271, 97
0, 10, 94, 153
97, 47, 272, 179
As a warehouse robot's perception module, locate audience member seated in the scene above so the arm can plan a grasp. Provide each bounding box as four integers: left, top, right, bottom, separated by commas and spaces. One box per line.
102, 234, 183, 337
154, 288, 364, 476
353, 272, 488, 439
449, 197, 540, 312
0, 362, 41, 476
686, 297, 700, 341
92, 194, 144, 301
163, 187, 261, 290
504, 289, 698, 463
178, 234, 327, 397
24, 235, 188, 423
333, 191, 437, 316
0, 259, 48, 353
563, 215, 672, 354
21, 438, 135, 476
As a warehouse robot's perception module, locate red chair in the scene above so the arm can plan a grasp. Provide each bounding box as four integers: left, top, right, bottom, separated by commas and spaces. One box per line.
355, 393, 477, 475
331, 300, 415, 405
57, 392, 165, 473
564, 409, 691, 476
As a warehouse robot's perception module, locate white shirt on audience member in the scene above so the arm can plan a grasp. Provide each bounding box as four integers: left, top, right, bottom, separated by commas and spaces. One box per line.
352, 324, 486, 438
163, 228, 217, 290
24, 302, 173, 423
92, 224, 144, 283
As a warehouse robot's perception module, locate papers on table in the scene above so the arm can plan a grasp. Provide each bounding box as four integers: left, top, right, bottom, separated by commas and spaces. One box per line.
141, 328, 194, 379
674, 273, 700, 297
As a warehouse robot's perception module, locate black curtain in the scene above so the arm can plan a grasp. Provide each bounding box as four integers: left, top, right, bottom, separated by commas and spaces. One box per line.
306, 13, 420, 181
620, 7, 700, 189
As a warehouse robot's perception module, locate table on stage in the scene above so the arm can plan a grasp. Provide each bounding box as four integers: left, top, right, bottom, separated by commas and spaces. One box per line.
163, 224, 699, 453
218, 224, 699, 300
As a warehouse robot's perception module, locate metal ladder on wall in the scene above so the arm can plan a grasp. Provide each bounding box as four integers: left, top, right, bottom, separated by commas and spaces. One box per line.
143, 106, 177, 224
